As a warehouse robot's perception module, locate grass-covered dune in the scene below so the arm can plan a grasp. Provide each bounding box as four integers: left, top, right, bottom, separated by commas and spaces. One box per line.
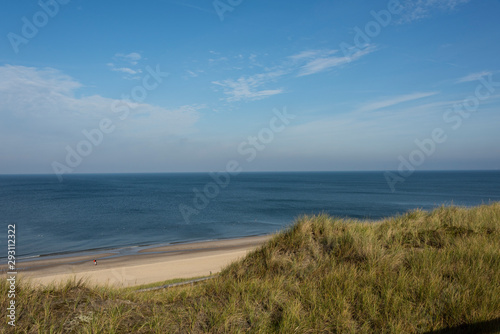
2, 203, 500, 333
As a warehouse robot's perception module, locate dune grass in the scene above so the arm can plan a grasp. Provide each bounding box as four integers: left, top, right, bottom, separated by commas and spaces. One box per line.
2, 202, 500, 333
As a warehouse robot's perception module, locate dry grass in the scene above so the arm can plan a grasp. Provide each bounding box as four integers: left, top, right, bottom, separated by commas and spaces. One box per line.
2, 202, 499, 333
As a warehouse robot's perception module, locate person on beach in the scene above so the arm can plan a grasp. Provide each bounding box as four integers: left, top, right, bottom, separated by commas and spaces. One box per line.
94, 259, 97, 266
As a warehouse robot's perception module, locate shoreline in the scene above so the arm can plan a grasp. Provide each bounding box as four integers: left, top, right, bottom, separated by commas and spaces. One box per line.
4, 235, 271, 287
7, 233, 273, 264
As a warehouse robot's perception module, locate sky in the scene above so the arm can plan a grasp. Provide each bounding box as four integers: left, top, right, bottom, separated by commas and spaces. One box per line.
1, 0, 499, 176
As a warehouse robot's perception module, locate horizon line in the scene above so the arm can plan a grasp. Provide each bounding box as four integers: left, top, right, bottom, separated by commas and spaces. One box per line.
1, 169, 499, 177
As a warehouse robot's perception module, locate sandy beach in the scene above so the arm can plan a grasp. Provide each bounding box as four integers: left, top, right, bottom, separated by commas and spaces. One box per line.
8, 235, 270, 287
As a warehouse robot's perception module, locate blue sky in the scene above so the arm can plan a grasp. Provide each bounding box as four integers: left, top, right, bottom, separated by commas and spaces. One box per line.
1, 0, 499, 175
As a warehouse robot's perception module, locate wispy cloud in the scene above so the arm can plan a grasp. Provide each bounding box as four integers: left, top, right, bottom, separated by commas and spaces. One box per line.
109, 66, 141, 75
115, 52, 142, 65
296, 46, 375, 77
289, 50, 327, 61
186, 70, 199, 78
0, 64, 81, 97
212, 70, 287, 102
212, 46, 376, 102
456, 71, 492, 83
398, 0, 471, 23
185, 69, 205, 78
356, 91, 438, 113
108, 52, 143, 79
208, 56, 228, 64
0, 65, 200, 145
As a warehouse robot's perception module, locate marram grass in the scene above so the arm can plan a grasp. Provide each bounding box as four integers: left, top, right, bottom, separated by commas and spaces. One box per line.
2, 203, 500, 333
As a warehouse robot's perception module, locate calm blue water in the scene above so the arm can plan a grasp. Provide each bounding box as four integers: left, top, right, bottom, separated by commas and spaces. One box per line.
1, 171, 500, 259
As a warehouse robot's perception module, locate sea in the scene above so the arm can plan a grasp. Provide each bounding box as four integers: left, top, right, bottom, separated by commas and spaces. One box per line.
1, 171, 500, 260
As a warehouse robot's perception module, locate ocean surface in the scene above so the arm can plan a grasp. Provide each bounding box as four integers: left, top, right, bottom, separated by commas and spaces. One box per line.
1, 171, 500, 260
